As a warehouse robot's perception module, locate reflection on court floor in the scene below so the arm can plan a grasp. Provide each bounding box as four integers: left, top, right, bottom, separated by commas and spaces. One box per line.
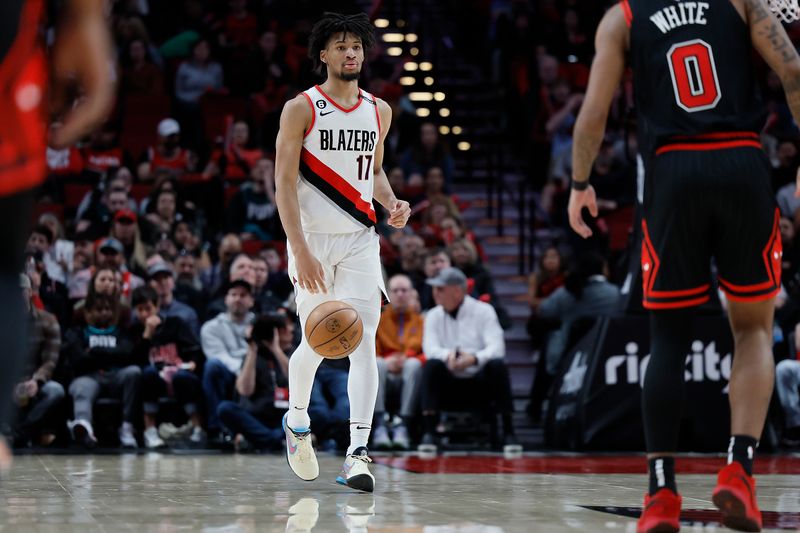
0, 453, 797, 531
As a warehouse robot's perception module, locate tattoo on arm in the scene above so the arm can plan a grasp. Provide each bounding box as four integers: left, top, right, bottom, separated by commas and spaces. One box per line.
745, 0, 770, 24
748, 0, 799, 63
761, 21, 797, 63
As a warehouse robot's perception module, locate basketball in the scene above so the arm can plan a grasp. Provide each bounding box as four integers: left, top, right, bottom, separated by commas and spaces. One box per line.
304, 300, 363, 359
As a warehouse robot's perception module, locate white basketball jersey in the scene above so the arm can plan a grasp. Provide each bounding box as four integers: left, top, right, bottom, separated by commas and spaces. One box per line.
297, 85, 381, 234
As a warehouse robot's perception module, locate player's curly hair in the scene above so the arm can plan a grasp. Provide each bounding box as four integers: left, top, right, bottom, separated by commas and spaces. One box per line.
308, 12, 375, 74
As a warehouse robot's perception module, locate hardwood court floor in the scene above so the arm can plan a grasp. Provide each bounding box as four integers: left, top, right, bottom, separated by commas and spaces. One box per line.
0, 452, 798, 531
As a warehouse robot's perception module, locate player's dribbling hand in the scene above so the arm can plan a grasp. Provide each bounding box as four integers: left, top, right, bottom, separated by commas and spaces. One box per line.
568, 185, 599, 239
294, 248, 327, 294
388, 200, 411, 228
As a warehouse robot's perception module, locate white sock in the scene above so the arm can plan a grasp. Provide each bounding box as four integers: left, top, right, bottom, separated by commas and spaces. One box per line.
344, 296, 380, 455
347, 422, 371, 455
287, 343, 323, 430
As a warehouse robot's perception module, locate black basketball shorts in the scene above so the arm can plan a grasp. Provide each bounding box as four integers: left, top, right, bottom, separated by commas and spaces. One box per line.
641, 145, 781, 309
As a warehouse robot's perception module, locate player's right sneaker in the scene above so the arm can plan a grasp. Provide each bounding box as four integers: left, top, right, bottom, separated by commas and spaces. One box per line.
335, 446, 375, 493
636, 488, 681, 533
712, 462, 762, 532
283, 413, 319, 481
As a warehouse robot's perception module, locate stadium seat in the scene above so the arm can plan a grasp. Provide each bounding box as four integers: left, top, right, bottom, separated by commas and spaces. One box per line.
120, 94, 172, 161
241, 239, 265, 256
200, 93, 249, 140
64, 183, 93, 212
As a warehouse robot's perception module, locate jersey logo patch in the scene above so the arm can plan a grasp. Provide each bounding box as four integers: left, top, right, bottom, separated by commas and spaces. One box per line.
315, 100, 327, 109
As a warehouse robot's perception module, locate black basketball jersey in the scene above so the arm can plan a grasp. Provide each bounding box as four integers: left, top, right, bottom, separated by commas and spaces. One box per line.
626, 0, 765, 157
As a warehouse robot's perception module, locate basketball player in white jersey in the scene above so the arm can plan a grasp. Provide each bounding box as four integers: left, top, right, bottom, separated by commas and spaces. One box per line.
274, 12, 411, 493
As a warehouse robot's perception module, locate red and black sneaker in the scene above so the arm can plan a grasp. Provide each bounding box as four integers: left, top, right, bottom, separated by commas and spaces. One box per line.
712, 462, 762, 532
637, 488, 682, 533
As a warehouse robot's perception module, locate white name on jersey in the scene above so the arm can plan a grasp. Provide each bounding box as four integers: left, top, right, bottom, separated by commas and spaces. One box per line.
319, 129, 378, 152
650, 2, 709, 34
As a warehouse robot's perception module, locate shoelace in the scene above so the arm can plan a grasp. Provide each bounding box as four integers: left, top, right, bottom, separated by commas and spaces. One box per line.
349, 453, 373, 464
291, 430, 313, 462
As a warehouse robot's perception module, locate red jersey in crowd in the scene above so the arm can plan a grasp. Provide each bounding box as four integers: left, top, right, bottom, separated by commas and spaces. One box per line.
147, 146, 192, 175
47, 146, 84, 176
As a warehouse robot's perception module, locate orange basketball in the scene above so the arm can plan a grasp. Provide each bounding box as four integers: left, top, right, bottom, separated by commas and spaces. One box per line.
304, 300, 363, 359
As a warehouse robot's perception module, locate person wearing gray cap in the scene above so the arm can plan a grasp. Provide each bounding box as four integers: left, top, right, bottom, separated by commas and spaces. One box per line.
148, 261, 199, 336
418, 267, 516, 451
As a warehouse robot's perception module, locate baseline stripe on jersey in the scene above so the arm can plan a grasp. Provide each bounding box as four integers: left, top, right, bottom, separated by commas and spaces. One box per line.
300, 148, 377, 228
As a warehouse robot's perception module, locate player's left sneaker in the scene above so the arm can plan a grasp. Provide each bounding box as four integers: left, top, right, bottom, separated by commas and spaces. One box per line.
335, 446, 375, 493
712, 462, 762, 532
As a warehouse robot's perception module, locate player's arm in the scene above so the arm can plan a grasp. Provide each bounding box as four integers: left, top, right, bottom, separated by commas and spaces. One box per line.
742, 0, 800, 195
372, 99, 411, 229
50, 0, 115, 148
274, 96, 326, 294
567, 5, 628, 239
744, 0, 800, 124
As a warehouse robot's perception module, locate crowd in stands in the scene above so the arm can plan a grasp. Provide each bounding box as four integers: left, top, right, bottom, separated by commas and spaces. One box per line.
481, 0, 800, 446
10, 0, 800, 452
8, 0, 518, 453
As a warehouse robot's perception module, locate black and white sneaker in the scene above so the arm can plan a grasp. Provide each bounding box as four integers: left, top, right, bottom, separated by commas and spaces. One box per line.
336, 446, 374, 493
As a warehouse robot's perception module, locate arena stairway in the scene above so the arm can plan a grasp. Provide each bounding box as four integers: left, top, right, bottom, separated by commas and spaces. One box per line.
371, 1, 548, 447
